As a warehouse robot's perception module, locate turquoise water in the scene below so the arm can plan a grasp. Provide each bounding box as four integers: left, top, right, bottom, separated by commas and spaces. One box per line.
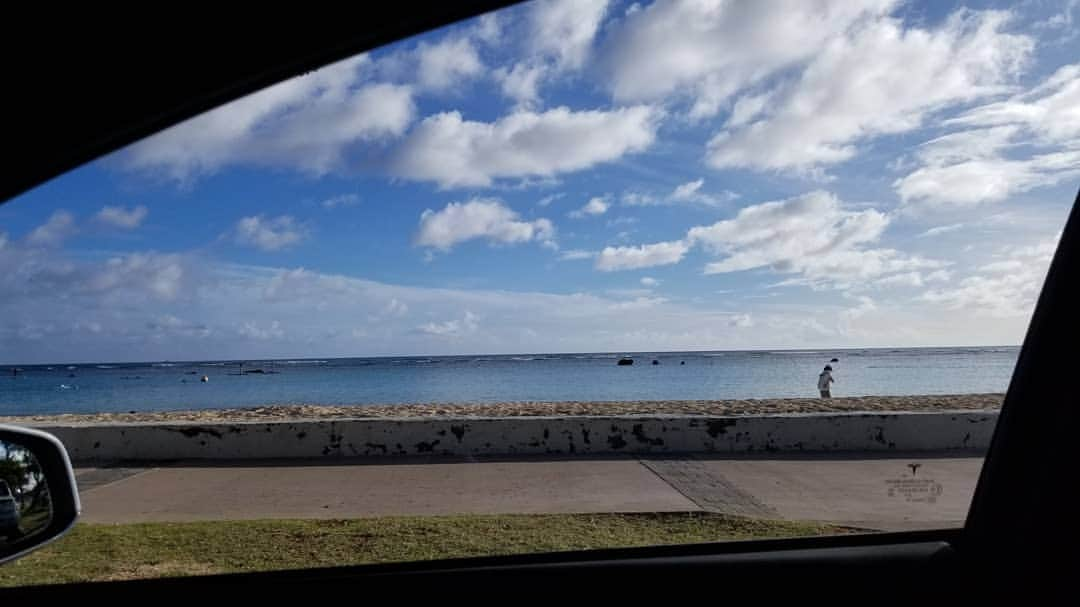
0, 347, 1019, 416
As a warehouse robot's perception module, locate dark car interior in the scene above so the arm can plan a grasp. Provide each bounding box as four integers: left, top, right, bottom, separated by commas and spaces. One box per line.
1, 2, 1077, 599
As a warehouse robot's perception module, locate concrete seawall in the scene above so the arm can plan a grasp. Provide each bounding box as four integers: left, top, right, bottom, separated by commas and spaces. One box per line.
30, 410, 997, 462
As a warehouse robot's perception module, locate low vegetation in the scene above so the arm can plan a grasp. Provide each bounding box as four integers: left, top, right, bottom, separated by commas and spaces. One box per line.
1, 513, 843, 586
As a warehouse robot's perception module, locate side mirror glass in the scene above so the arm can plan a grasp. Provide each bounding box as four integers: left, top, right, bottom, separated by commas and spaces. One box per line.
0, 425, 80, 565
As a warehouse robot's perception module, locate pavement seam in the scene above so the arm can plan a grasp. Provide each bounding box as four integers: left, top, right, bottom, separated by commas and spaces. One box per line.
77, 467, 159, 496
634, 458, 706, 513
638, 458, 779, 518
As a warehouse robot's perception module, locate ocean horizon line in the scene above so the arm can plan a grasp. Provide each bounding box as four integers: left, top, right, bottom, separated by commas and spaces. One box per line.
2, 344, 1023, 369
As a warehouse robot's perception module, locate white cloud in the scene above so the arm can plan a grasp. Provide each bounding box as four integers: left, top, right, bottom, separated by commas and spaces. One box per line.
726, 91, 774, 128
415, 37, 485, 92
607, 216, 639, 227
918, 223, 965, 238
85, 252, 188, 301
492, 1, 609, 109
529, 0, 610, 71
607, 296, 668, 311
897, 150, 1080, 209
622, 181, 737, 208
474, 12, 502, 46
896, 64, 1080, 209
606, 288, 655, 299
569, 196, 611, 218
235, 215, 309, 251
621, 191, 658, 207
671, 179, 705, 201
238, 320, 284, 340
729, 313, 754, 328
921, 273, 1036, 317
1008, 237, 1059, 260
948, 63, 1080, 146
388, 105, 659, 188
1035, 0, 1078, 31
0, 245, 1035, 362
688, 191, 885, 273
601, 0, 897, 118
686, 191, 946, 287
604, 191, 946, 285
895, 128, 1080, 209
874, 272, 924, 288
0, 244, 189, 306
668, 178, 738, 207
321, 194, 361, 209
375, 27, 492, 92
884, 271, 940, 290
841, 295, 878, 320
146, 315, 211, 339
559, 249, 596, 261
920, 234, 1057, 317
979, 260, 1024, 273
26, 211, 76, 247
494, 63, 548, 109
640, 276, 659, 287
384, 298, 409, 317
707, 9, 1033, 172
909, 125, 1021, 168
123, 56, 415, 180
415, 198, 555, 250
417, 311, 480, 337
538, 193, 565, 207
96, 205, 148, 229
595, 239, 689, 271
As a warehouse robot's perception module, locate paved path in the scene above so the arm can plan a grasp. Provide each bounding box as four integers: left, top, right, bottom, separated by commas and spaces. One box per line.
74, 452, 983, 532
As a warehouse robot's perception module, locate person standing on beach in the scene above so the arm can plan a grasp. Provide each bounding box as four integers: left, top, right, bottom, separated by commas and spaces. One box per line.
818, 365, 835, 398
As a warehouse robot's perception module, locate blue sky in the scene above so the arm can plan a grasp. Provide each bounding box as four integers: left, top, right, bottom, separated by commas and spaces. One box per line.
1, 0, 1078, 363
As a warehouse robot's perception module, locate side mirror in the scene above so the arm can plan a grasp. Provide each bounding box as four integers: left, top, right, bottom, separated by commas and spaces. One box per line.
0, 424, 80, 565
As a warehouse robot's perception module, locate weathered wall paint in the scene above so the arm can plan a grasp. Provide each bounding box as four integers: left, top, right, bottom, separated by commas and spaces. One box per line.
31, 411, 997, 462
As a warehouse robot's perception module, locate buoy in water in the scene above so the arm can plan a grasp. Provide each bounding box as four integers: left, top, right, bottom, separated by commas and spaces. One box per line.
201, 375, 209, 382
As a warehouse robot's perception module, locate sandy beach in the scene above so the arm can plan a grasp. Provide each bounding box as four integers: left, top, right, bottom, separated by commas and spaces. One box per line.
0, 393, 1003, 424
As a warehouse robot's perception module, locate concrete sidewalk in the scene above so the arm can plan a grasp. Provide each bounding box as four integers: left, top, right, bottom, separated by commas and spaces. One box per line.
74, 452, 984, 532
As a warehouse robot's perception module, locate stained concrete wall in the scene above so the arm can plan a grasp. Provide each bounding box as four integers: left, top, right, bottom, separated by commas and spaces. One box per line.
30, 411, 997, 462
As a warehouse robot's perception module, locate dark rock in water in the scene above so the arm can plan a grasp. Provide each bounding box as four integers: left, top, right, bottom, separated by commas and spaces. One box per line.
186, 371, 198, 375
67, 373, 76, 378
651, 359, 660, 365
245, 369, 266, 374
617, 357, 634, 366
680, 361, 686, 365
830, 358, 839, 362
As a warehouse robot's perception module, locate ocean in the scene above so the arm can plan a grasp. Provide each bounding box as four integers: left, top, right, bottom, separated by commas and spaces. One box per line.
0, 346, 1019, 416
